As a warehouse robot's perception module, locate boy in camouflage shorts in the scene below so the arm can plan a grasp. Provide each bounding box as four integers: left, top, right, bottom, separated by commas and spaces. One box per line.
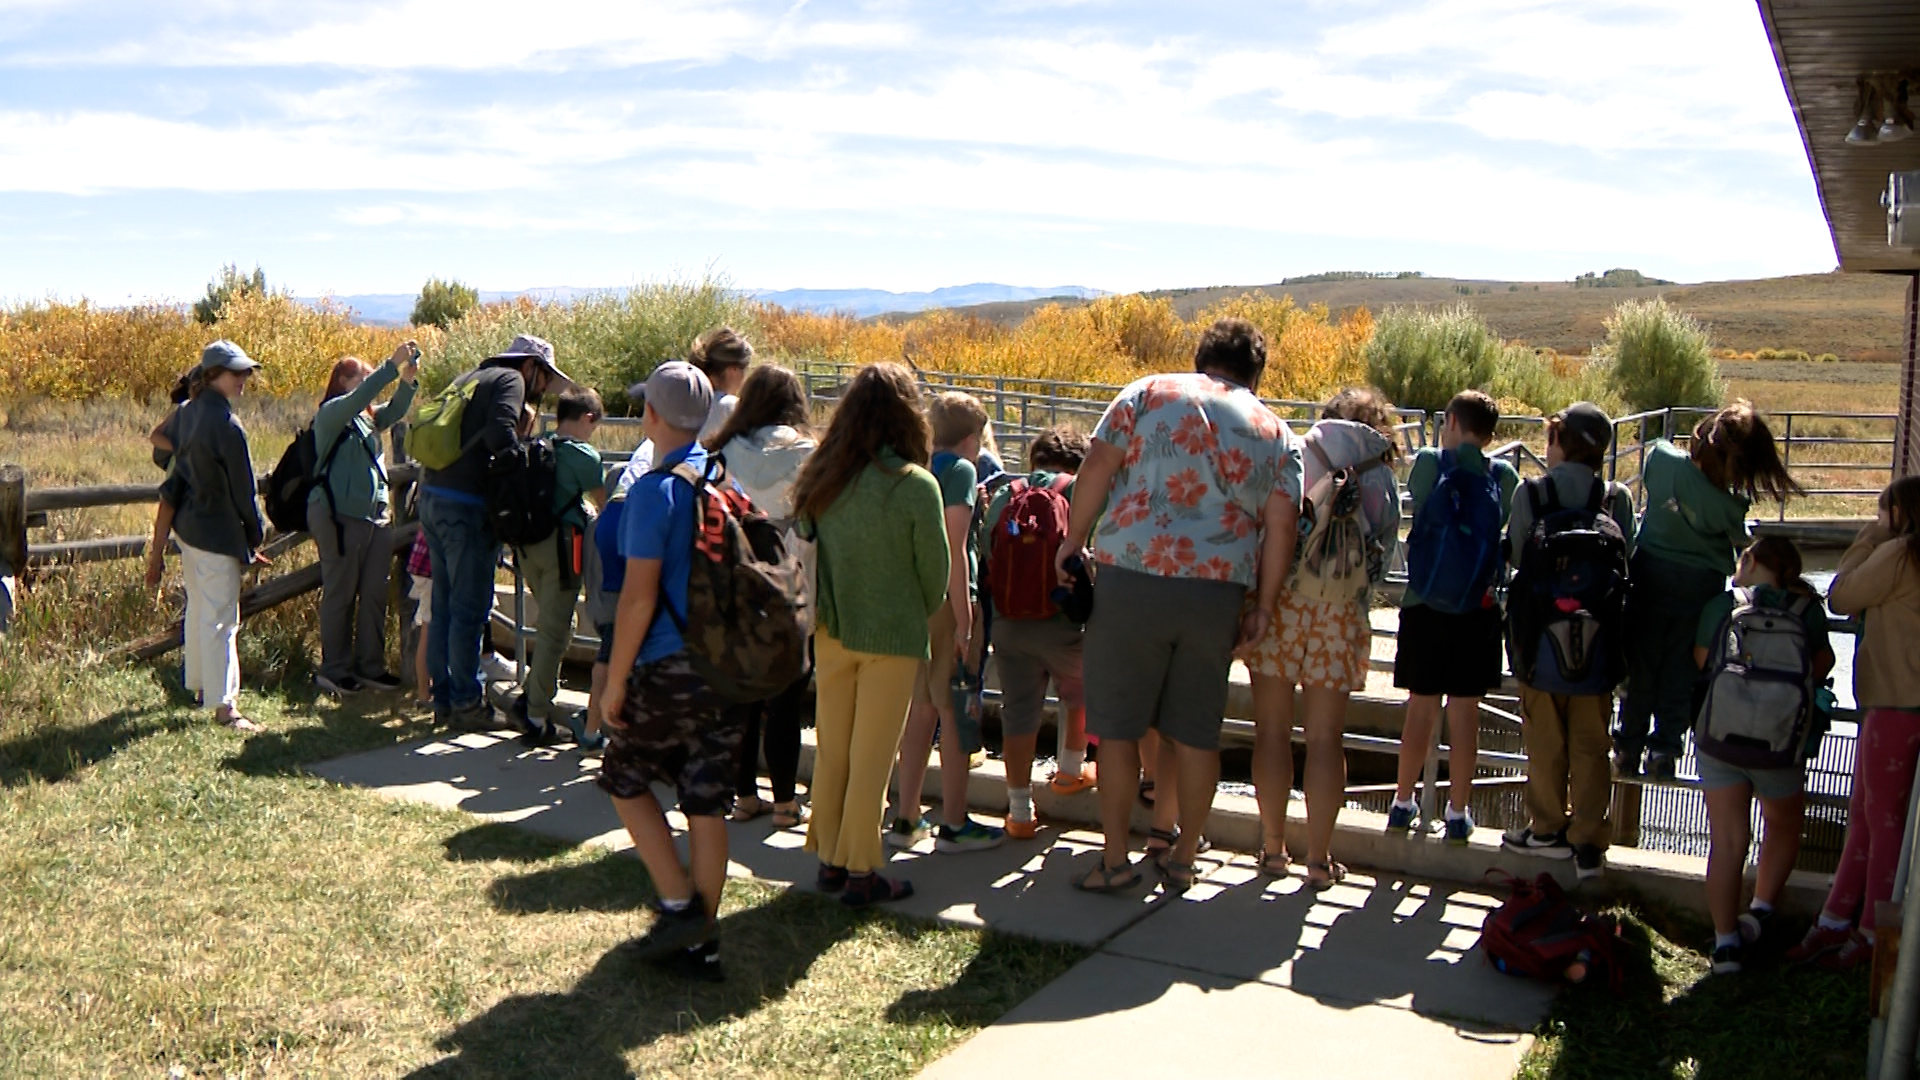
598, 361, 743, 982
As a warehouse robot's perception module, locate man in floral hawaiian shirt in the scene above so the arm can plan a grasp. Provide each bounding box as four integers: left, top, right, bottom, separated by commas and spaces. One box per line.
1057, 318, 1303, 892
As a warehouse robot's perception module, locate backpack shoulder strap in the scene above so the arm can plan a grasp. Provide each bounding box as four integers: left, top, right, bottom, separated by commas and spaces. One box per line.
1306, 439, 1335, 478
1525, 476, 1550, 519
1786, 591, 1816, 619
1584, 473, 1606, 514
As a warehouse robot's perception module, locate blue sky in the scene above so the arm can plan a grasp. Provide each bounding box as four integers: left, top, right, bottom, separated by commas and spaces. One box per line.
0, 0, 1835, 302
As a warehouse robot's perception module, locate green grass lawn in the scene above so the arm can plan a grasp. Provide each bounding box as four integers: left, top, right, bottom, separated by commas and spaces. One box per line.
0, 638, 1084, 1077
1517, 906, 1868, 1080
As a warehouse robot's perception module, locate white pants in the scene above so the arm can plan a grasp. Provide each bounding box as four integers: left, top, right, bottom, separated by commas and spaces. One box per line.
179, 538, 242, 711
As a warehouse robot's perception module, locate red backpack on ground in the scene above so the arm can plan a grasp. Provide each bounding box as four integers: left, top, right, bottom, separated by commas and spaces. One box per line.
987, 475, 1074, 621
1480, 871, 1623, 990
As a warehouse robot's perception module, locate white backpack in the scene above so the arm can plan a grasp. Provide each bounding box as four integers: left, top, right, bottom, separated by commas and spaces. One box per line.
1288, 441, 1389, 604
1694, 588, 1818, 771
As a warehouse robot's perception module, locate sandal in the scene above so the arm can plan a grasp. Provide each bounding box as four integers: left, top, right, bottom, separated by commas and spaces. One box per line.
817, 865, 848, 894
219, 711, 261, 732
730, 796, 770, 823
1160, 859, 1198, 892
1075, 860, 1143, 893
840, 872, 915, 908
1306, 859, 1348, 892
1138, 779, 1157, 809
1143, 827, 1179, 868
771, 802, 805, 829
1255, 847, 1292, 876
1050, 763, 1098, 796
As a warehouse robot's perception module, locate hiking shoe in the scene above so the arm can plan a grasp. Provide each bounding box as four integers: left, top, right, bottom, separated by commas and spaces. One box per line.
1611, 747, 1642, 778
1818, 934, 1874, 973
1004, 818, 1039, 841
1711, 943, 1744, 976
1574, 844, 1605, 880
1787, 924, 1854, 964
1502, 827, 1573, 860
936, 818, 1006, 853
315, 673, 363, 697
884, 815, 933, 850
651, 938, 724, 983
450, 701, 496, 731
632, 897, 711, 960
1445, 811, 1474, 846
359, 671, 404, 692
1738, 909, 1772, 946
1385, 803, 1416, 834
1645, 751, 1678, 783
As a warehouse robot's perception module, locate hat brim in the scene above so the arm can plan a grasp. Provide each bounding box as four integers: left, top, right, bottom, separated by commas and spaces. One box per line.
204, 357, 261, 372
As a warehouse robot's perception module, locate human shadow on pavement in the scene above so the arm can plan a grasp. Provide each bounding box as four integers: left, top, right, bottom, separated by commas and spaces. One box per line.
405, 888, 859, 1080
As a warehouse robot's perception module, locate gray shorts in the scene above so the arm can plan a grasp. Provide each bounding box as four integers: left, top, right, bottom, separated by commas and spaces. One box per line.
1697, 753, 1804, 801
1083, 565, 1247, 752
992, 617, 1085, 738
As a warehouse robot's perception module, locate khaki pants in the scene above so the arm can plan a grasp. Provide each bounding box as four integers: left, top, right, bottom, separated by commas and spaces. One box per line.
807, 631, 920, 874
1519, 687, 1614, 849
519, 535, 579, 724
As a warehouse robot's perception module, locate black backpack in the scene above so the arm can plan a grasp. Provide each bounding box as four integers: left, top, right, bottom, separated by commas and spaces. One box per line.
1506, 477, 1630, 695
487, 437, 560, 548
265, 425, 351, 536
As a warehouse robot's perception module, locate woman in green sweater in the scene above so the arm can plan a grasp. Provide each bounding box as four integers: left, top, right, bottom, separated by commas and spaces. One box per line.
791, 363, 950, 907
309, 343, 419, 696
1616, 401, 1798, 779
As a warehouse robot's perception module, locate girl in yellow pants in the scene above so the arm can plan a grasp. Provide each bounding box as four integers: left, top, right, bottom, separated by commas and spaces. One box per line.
791, 363, 952, 907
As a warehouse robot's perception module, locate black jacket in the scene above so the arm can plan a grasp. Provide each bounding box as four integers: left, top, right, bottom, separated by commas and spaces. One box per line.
171, 392, 265, 562
421, 361, 526, 497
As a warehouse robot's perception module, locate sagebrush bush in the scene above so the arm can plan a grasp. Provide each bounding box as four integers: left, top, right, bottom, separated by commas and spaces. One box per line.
1490, 347, 1619, 418
1364, 304, 1501, 415
1600, 297, 1724, 413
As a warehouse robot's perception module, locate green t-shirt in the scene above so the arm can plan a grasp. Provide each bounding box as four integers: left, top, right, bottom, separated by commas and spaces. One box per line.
552, 435, 604, 529
1401, 443, 1521, 609
933, 452, 979, 584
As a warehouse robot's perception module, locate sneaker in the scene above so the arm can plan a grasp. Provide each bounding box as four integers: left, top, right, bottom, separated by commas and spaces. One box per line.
1645, 751, 1678, 783
1501, 827, 1573, 860
1786, 924, 1854, 964
1445, 811, 1474, 846
651, 938, 724, 983
315, 673, 363, 697
359, 671, 404, 692
1738, 909, 1771, 946
566, 713, 608, 752
884, 815, 933, 850
632, 896, 711, 960
935, 818, 1006, 853
1573, 844, 1605, 880
478, 651, 518, 683
1711, 942, 1744, 975
1385, 803, 1416, 834
1611, 747, 1642, 778
1004, 818, 1039, 841
1818, 933, 1874, 972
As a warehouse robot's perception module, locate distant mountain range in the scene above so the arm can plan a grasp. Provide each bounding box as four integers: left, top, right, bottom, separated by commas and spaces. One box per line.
296, 283, 1106, 325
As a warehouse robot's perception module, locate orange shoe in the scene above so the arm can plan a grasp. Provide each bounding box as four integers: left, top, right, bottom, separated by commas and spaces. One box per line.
1050, 763, 1098, 796
1005, 818, 1040, 840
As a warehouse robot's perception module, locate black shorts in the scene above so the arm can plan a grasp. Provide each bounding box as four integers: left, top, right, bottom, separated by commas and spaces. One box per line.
596, 652, 742, 817
1393, 603, 1505, 698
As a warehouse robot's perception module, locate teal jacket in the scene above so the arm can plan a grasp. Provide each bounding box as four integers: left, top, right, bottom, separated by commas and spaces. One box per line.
310, 359, 416, 523
1635, 439, 1750, 575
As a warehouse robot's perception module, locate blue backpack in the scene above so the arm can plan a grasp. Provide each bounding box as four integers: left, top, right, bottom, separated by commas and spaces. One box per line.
1405, 451, 1504, 614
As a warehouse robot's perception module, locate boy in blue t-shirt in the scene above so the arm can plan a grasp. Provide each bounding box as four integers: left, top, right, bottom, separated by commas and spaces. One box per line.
598, 361, 741, 980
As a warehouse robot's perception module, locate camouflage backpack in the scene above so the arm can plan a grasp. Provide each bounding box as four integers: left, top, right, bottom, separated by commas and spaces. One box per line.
659, 457, 814, 703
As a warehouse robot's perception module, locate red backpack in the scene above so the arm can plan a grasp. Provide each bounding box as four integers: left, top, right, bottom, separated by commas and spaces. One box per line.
1480, 871, 1623, 989
987, 475, 1074, 621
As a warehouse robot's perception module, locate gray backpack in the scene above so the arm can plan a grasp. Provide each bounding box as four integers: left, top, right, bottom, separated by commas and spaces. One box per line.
1694, 588, 1818, 771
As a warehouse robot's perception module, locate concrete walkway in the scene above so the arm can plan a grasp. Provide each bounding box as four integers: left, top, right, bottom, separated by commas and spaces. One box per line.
312, 730, 1550, 1079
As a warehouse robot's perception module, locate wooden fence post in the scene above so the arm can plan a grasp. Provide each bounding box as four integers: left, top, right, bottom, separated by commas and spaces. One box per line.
0, 464, 25, 634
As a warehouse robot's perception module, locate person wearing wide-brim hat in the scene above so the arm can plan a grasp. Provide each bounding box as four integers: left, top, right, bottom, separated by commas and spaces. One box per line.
171, 339, 269, 731
417, 333, 575, 731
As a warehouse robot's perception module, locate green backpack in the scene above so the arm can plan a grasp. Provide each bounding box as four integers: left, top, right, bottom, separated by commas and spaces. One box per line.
406, 377, 481, 470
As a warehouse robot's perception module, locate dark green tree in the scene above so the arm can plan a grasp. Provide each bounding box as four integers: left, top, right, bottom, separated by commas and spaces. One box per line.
193, 264, 268, 324
411, 277, 479, 329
